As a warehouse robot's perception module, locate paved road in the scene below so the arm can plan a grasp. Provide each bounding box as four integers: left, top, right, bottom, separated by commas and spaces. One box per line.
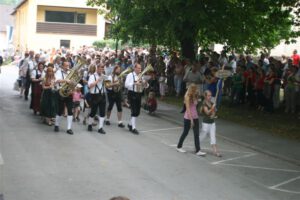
0, 65, 299, 200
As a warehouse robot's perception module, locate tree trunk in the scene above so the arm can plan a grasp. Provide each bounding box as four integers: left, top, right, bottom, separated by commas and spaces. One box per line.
115, 38, 119, 54
180, 37, 196, 61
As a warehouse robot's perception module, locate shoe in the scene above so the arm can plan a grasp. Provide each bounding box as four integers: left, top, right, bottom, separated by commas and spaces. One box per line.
176, 148, 186, 153
25, 97, 28, 101
87, 125, 93, 132
131, 129, 139, 135
76, 117, 80, 122
66, 129, 74, 135
118, 123, 125, 128
54, 126, 59, 132
214, 152, 222, 157
105, 120, 111, 125
196, 151, 206, 156
98, 128, 106, 134
127, 124, 132, 131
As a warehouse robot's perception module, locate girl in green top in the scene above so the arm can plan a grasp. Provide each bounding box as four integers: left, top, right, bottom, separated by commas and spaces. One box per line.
199, 90, 222, 157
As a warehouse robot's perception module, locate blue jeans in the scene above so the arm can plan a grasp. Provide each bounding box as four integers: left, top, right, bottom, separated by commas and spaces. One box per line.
174, 75, 182, 95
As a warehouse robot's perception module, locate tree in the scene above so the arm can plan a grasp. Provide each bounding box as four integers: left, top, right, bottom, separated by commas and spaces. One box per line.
87, 0, 300, 60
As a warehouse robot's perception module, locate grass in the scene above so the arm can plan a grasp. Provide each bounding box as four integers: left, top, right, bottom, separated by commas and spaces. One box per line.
162, 95, 300, 141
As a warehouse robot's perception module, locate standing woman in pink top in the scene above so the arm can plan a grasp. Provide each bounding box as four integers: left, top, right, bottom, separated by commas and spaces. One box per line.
177, 84, 206, 156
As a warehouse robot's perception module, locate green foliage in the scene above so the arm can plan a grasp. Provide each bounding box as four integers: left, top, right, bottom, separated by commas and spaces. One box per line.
87, 0, 300, 58
0, 0, 19, 5
93, 39, 116, 49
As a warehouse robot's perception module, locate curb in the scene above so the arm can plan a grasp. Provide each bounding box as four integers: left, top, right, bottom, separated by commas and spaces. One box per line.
154, 110, 300, 167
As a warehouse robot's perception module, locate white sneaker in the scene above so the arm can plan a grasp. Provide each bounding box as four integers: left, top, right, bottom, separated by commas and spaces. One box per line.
176, 148, 186, 153
196, 151, 206, 156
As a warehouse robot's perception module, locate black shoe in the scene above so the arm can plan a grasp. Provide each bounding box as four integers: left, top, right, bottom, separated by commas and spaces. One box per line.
132, 129, 139, 135
98, 128, 106, 134
105, 120, 111, 125
66, 129, 74, 135
118, 123, 125, 128
127, 124, 132, 131
25, 97, 28, 101
87, 125, 93, 132
54, 126, 59, 132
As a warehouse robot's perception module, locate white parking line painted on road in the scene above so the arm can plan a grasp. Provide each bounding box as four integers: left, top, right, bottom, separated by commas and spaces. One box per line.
141, 127, 182, 133
0, 152, 3, 165
168, 144, 254, 154
211, 153, 257, 165
219, 163, 300, 173
269, 176, 300, 190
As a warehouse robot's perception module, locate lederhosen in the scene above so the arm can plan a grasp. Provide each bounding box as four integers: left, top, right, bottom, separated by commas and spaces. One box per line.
107, 74, 122, 112
57, 70, 73, 116
89, 74, 106, 118
128, 72, 143, 117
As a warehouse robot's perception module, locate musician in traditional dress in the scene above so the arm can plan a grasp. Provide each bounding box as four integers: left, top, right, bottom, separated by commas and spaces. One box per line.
87, 64, 107, 134
105, 65, 125, 128
54, 61, 74, 135
125, 63, 149, 134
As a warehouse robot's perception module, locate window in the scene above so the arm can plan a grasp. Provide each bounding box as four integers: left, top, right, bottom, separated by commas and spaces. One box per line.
60, 40, 70, 48
45, 11, 86, 24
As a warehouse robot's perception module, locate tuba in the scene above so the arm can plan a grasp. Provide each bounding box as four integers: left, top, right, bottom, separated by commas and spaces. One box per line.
136, 64, 154, 92
59, 56, 86, 97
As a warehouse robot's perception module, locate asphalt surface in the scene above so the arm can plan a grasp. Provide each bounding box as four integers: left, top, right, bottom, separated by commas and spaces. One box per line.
0, 65, 299, 200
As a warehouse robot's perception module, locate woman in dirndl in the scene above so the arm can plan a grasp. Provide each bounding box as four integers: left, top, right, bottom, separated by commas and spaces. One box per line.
30, 62, 44, 114
40, 66, 57, 125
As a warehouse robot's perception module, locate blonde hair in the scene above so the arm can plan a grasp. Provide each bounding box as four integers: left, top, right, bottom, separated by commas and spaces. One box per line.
184, 83, 198, 104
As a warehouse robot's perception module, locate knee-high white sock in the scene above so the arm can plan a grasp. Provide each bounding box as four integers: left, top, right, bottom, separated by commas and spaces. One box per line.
88, 117, 93, 125
55, 115, 60, 126
67, 115, 73, 130
131, 117, 136, 129
99, 117, 105, 129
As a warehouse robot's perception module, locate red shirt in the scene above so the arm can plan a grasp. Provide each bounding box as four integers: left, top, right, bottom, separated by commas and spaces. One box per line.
291, 54, 300, 66
256, 75, 265, 90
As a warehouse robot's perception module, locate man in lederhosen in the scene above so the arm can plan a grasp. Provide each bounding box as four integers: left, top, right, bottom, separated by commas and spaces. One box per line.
105, 65, 125, 128
54, 61, 74, 135
87, 64, 107, 134
125, 63, 148, 134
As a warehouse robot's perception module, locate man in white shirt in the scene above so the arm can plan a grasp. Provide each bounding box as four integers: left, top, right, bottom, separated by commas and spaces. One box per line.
54, 61, 74, 135
125, 63, 148, 134
87, 64, 107, 134
20, 50, 35, 100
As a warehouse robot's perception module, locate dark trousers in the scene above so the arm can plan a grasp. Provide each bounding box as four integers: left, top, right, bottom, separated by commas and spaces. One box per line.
24, 79, 31, 99
90, 93, 106, 118
128, 91, 142, 117
177, 118, 200, 152
107, 90, 122, 112
57, 94, 73, 116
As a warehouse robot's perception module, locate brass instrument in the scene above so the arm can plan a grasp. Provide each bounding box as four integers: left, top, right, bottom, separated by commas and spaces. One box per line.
59, 56, 86, 97
104, 67, 133, 91
135, 64, 154, 92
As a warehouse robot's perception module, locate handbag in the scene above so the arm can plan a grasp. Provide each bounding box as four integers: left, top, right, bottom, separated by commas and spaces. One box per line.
13, 80, 20, 91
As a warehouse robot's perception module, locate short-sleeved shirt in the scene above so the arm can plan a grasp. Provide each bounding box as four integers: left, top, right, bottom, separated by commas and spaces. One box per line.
184, 101, 198, 120
292, 54, 300, 66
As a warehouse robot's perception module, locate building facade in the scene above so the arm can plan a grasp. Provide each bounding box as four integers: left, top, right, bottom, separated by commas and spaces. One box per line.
11, 0, 107, 52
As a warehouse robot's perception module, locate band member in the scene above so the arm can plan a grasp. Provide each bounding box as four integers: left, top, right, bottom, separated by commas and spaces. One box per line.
105, 65, 125, 128
125, 63, 148, 134
54, 61, 74, 135
87, 64, 107, 134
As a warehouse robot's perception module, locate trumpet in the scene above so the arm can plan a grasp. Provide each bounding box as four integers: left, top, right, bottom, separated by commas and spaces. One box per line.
135, 64, 154, 92
104, 67, 133, 89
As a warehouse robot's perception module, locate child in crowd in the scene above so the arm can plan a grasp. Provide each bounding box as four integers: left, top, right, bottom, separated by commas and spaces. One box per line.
143, 91, 157, 114
73, 84, 83, 122
158, 72, 167, 100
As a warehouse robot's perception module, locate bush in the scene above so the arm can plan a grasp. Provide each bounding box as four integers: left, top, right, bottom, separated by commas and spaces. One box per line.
93, 39, 117, 50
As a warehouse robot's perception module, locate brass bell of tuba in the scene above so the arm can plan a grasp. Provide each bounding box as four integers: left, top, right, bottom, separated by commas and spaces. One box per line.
59, 56, 86, 97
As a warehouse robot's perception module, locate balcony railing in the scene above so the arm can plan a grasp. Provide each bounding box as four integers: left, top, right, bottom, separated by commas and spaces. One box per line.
36, 22, 97, 36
